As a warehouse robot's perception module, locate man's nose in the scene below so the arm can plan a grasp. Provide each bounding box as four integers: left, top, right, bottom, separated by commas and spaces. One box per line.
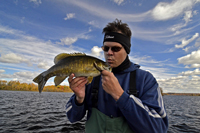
107, 48, 113, 55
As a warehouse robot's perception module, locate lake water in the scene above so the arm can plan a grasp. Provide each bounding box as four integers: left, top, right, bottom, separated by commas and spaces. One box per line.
0, 90, 200, 133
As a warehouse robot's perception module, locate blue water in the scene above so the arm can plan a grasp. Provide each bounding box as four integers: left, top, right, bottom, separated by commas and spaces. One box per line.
163, 95, 200, 133
0, 90, 200, 133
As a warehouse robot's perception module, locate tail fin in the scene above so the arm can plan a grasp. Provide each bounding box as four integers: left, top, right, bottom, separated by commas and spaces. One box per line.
33, 72, 47, 93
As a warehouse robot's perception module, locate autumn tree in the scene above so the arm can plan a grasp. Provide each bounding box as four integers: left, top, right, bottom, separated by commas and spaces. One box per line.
0, 80, 73, 92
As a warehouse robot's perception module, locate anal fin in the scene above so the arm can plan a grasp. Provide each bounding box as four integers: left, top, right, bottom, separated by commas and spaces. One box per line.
87, 76, 93, 85
54, 76, 68, 86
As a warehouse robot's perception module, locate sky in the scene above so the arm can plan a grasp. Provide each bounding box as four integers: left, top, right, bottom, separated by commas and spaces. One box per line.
0, 0, 200, 93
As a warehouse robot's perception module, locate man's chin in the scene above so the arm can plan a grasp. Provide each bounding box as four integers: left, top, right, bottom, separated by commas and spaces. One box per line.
108, 63, 116, 68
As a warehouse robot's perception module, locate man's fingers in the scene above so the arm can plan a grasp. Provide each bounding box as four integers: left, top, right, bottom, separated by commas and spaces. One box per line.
101, 70, 110, 76
101, 70, 114, 78
70, 77, 88, 88
68, 73, 75, 83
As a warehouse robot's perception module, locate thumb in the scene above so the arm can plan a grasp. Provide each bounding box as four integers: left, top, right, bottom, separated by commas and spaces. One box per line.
101, 70, 111, 76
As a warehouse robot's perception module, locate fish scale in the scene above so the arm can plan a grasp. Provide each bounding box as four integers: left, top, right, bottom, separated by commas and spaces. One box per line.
33, 53, 111, 93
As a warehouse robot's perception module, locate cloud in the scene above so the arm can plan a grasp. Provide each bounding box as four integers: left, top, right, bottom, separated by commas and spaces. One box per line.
158, 75, 187, 92
185, 64, 200, 68
157, 75, 200, 93
179, 68, 200, 76
183, 46, 191, 52
0, 24, 86, 60
56, 0, 200, 28
0, 69, 5, 73
88, 21, 95, 26
170, 23, 186, 33
151, 0, 200, 21
183, 10, 193, 23
112, 0, 124, 5
29, 0, 42, 5
195, 37, 200, 47
88, 21, 101, 28
0, 24, 85, 57
129, 55, 177, 80
20, 17, 25, 24
91, 46, 103, 57
178, 49, 200, 68
79, 34, 90, 40
0, 53, 31, 65
56, 29, 91, 46
14, 71, 37, 79
0, 25, 23, 35
37, 61, 51, 69
175, 33, 199, 48
64, 1, 150, 22
0, 71, 41, 84
0, 24, 88, 81
182, 37, 199, 52
64, 13, 75, 20
58, 37, 78, 45
0, 24, 39, 41
170, 10, 198, 35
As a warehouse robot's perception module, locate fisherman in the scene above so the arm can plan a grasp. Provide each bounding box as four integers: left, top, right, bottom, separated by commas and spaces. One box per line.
66, 19, 168, 133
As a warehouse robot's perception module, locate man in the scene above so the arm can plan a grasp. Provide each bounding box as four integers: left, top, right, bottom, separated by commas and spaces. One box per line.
66, 19, 168, 133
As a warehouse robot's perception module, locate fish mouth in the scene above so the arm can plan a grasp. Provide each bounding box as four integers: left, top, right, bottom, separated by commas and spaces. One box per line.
105, 62, 110, 66
93, 62, 103, 72
93, 62, 111, 72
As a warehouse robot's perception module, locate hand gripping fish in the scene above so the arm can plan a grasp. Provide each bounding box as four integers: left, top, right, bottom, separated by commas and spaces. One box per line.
33, 53, 111, 93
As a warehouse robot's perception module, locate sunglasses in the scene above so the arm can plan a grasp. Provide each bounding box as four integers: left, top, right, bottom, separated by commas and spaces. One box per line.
101, 46, 122, 52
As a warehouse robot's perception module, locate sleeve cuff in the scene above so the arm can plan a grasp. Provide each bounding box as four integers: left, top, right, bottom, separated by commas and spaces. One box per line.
75, 96, 85, 106
71, 96, 85, 111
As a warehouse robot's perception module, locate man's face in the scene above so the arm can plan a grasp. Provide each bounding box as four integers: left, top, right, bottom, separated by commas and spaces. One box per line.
103, 42, 127, 68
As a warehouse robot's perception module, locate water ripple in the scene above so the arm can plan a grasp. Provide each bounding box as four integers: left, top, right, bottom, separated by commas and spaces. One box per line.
1, 91, 200, 132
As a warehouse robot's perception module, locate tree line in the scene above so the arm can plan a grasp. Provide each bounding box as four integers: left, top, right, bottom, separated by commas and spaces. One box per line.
1, 80, 199, 96
163, 93, 200, 96
0, 80, 73, 92
0, 80, 164, 95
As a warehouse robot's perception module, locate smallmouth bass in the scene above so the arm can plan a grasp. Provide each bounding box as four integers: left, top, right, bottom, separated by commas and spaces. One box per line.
33, 53, 111, 93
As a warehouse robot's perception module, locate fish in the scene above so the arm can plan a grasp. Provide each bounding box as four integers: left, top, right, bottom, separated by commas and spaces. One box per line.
33, 53, 111, 93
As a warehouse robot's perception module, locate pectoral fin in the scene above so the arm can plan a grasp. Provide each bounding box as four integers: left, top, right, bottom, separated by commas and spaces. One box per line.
54, 76, 68, 86
87, 76, 93, 85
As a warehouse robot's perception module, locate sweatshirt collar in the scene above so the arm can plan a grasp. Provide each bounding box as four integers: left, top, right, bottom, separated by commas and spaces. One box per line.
112, 56, 131, 73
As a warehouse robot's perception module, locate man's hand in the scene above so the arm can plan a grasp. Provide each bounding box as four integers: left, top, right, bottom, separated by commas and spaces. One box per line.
68, 73, 88, 104
101, 70, 124, 101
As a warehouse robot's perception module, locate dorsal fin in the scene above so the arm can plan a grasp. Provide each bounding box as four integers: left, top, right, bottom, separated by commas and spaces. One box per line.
54, 53, 86, 64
